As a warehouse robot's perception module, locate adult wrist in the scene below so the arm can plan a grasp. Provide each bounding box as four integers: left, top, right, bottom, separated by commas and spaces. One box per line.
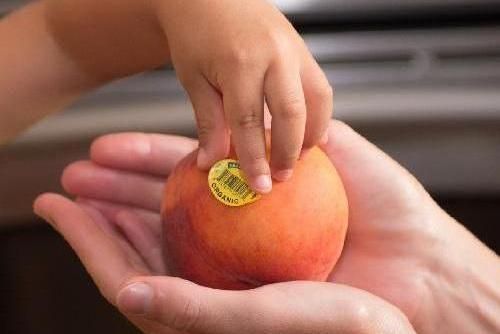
415, 212, 500, 333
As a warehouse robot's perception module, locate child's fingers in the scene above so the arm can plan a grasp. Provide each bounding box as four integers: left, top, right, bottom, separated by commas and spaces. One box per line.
265, 62, 306, 182
222, 70, 271, 194
301, 54, 334, 148
185, 76, 230, 170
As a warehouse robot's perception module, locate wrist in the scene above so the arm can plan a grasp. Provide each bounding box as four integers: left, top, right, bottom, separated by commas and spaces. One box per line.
0, 2, 96, 144
416, 212, 500, 333
43, 0, 170, 84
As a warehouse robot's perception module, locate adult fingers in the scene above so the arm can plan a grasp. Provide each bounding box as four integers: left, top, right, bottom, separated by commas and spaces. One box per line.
76, 198, 166, 275
76, 198, 161, 238
33, 193, 148, 303
90, 133, 197, 176
265, 61, 306, 181
62, 160, 164, 211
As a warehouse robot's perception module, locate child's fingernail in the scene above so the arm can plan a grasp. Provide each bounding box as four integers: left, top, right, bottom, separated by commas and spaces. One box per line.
273, 169, 293, 182
117, 282, 153, 315
253, 174, 272, 193
197, 148, 210, 169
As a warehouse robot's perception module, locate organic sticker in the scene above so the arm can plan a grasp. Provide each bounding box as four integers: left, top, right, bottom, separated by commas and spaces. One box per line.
208, 159, 261, 207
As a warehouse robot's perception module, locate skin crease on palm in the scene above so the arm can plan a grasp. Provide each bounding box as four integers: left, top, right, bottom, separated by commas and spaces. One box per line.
33, 119, 467, 334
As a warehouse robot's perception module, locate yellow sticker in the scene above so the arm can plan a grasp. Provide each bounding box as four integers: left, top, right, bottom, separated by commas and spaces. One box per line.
208, 159, 261, 207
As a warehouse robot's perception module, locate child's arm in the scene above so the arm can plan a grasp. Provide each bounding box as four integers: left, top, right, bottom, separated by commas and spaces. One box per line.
0, 0, 169, 144
0, 2, 90, 143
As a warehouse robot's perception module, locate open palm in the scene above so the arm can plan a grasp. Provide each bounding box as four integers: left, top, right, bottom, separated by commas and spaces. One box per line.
34, 121, 435, 331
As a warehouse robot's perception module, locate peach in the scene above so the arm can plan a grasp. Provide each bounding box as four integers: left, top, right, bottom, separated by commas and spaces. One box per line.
161, 147, 348, 289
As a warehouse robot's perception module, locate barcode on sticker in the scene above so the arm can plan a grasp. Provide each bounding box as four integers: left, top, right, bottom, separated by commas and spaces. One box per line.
216, 169, 254, 200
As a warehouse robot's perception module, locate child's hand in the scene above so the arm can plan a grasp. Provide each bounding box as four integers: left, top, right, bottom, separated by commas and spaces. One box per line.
41, 0, 332, 192
153, 0, 333, 193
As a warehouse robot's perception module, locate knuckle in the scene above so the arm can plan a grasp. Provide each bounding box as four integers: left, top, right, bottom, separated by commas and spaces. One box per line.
272, 141, 301, 168
242, 154, 269, 176
273, 152, 298, 170
196, 118, 215, 144
276, 95, 306, 121
226, 47, 257, 69
235, 111, 263, 130
250, 161, 270, 177
280, 150, 300, 164
266, 31, 291, 57
169, 296, 202, 332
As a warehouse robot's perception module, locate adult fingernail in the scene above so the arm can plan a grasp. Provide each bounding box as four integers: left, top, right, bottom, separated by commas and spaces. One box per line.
273, 169, 293, 182
117, 282, 153, 315
253, 174, 272, 193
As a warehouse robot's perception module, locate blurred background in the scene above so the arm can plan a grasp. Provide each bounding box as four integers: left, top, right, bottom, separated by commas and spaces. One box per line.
1, 0, 499, 333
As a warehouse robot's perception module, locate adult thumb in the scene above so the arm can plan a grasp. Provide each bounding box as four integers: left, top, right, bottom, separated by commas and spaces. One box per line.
116, 276, 256, 334
116, 278, 415, 334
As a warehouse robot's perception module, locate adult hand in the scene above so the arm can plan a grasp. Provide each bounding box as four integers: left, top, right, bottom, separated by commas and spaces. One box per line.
34, 129, 413, 334
34, 121, 500, 333
321, 122, 500, 333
